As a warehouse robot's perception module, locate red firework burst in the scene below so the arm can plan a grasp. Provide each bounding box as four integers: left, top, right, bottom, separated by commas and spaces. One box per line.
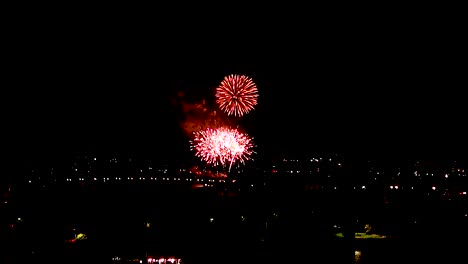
191, 127, 254, 171
215, 74, 258, 117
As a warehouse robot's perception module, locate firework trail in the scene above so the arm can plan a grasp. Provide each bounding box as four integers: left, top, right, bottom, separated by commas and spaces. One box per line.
191, 127, 254, 171
215, 74, 259, 117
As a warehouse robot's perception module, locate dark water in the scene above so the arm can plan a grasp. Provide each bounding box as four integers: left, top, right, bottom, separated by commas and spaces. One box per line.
2, 183, 467, 264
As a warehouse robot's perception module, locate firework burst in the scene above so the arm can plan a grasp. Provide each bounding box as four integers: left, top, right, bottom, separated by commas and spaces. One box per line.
191, 127, 254, 171
215, 74, 259, 117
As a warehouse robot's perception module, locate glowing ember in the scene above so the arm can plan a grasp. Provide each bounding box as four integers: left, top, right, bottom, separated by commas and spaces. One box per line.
215, 74, 258, 117
191, 127, 254, 171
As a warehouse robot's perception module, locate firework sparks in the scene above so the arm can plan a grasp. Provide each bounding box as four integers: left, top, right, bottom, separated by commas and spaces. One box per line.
215, 74, 258, 117
191, 127, 254, 171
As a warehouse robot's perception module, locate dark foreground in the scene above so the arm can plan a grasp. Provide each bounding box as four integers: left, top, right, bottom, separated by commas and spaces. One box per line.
1, 183, 467, 264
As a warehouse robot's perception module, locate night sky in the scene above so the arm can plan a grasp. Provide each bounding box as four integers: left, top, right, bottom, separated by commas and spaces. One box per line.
3, 7, 466, 165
